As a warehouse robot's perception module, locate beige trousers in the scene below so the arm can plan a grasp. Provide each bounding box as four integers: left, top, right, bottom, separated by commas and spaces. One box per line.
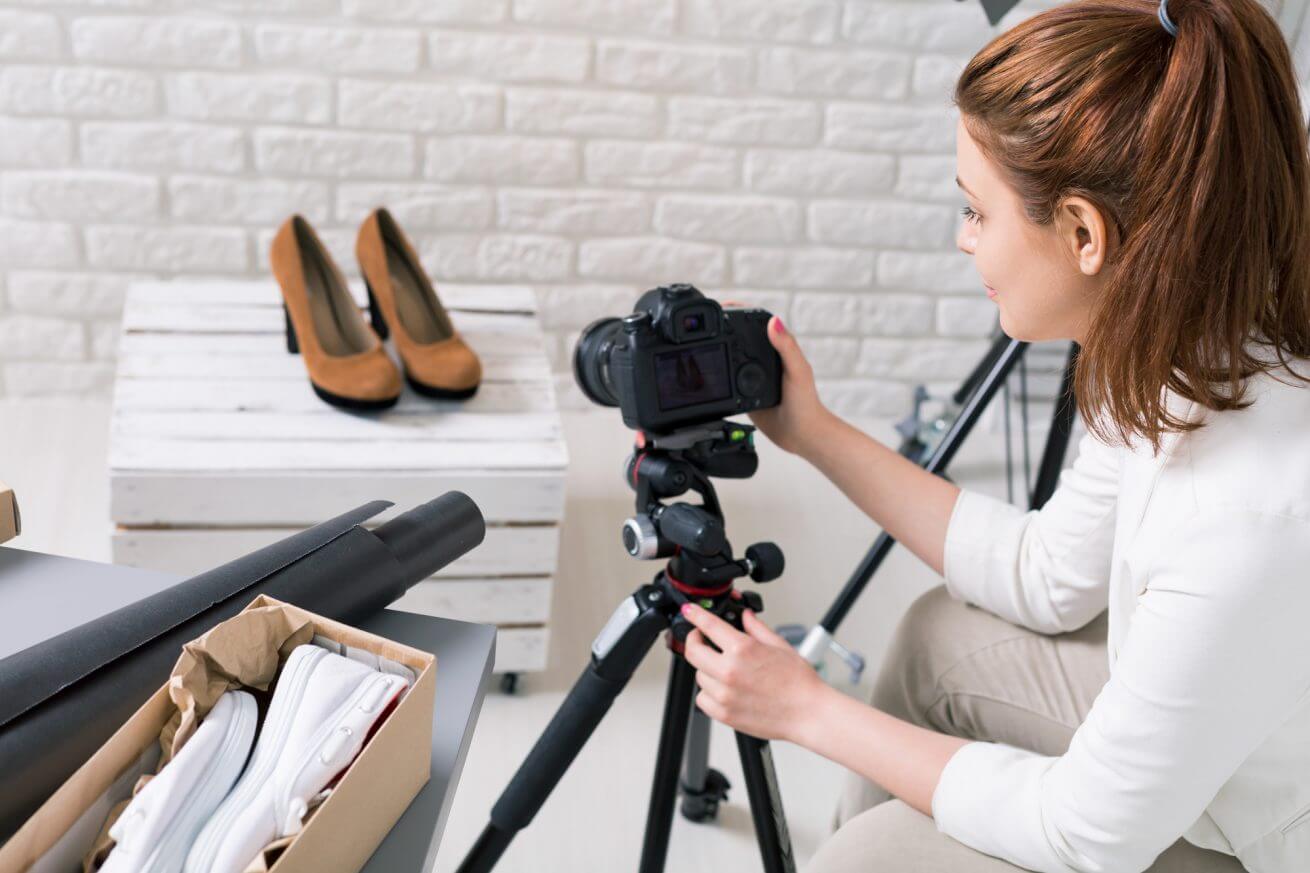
808, 585, 1247, 873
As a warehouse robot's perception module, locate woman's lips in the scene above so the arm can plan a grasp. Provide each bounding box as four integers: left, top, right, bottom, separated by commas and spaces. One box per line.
985, 284, 998, 299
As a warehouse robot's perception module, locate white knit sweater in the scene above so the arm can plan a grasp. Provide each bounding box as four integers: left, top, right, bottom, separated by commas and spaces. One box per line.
931, 348, 1310, 873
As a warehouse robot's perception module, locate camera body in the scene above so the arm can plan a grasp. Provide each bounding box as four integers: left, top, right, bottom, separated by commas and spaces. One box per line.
573, 283, 782, 433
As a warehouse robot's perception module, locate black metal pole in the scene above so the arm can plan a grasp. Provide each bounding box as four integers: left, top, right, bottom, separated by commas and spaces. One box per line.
680, 708, 711, 807
1030, 342, 1081, 509
735, 731, 797, 873
638, 654, 698, 873
953, 330, 1016, 407
679, 707, 729, 822
457, 596, 668, 873
819, 337, 1028, 630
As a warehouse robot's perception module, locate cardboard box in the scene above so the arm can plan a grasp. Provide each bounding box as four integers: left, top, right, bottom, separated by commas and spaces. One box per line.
0, 595, 436, 873
0, 481, 19, 545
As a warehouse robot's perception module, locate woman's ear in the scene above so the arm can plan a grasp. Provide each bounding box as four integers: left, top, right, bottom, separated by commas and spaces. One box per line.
1057, 195, 1116, 277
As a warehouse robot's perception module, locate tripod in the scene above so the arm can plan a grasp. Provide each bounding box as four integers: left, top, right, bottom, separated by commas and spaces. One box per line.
457, 420, 795, 873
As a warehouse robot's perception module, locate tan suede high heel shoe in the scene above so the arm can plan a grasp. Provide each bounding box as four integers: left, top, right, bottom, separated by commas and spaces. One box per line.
271, 215, 402, 410
355, 208, 481, 399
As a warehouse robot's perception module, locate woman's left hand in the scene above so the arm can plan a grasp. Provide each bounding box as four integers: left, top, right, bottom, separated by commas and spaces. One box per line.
680, 601, 829, 744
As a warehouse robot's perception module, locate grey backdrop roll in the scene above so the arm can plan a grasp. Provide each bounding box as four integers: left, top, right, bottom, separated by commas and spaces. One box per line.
0, 491, 486, 838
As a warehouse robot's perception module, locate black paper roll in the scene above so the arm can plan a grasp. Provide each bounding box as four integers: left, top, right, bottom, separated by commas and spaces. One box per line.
0, 491, 485, 837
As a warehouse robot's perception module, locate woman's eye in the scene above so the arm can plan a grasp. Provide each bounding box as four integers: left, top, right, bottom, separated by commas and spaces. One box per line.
960, 205, 981, 224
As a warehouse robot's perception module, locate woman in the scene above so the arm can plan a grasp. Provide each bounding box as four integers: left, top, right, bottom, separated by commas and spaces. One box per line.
677, 1, 1310, 870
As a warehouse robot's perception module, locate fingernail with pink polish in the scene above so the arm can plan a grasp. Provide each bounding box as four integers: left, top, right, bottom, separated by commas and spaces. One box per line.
680, 603, 693, 617
774, 317, 787, 336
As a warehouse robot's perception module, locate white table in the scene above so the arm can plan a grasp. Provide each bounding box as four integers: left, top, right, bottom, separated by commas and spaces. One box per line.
108, 280, 567, 677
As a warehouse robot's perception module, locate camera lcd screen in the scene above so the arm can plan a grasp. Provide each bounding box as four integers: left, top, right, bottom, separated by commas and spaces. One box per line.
654, 344, 732, 412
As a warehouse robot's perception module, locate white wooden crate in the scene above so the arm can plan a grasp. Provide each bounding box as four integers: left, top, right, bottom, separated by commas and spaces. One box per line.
108, 280, 567, 675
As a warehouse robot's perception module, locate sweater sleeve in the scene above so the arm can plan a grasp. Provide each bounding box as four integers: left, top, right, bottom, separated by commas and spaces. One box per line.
930, 507, 1310, 873
941, 428, 1122, 634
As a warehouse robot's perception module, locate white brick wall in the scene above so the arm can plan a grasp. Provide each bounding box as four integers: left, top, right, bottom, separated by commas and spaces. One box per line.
0, 0, 1294, 417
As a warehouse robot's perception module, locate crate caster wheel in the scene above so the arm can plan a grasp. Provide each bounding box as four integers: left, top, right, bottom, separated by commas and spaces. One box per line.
680, 768, 730, 823
500, 672, 521, 695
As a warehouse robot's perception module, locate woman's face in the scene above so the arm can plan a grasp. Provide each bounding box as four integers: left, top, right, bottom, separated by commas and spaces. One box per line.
954, 117, 1110, 345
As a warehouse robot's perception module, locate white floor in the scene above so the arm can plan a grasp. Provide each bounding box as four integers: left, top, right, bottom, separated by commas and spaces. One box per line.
0, 397, 1036, 872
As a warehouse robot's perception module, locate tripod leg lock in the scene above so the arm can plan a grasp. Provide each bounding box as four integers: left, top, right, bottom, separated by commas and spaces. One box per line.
592, 595, 641, 661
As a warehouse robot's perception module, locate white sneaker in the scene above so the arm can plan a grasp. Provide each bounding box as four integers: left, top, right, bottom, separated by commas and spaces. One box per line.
101, 689, 258, 873
183, 644, 409, 873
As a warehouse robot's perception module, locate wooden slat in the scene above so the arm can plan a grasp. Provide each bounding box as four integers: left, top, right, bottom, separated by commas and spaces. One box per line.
112, 411, 562, 443
110, 436, 566, 472
111, 524, 560, 577
111, 379, 557, 414
391, 577, 553, 624
119, 331, 546, 359
122, 304, 542, 336
125, 280, 538, 314
489, 627, 549, 673
110, 471, 565, 525
115, 350, 549, 382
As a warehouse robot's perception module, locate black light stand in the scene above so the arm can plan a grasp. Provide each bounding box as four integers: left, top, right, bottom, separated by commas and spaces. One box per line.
797, 336, 1080, 655
457, 420, 796, 873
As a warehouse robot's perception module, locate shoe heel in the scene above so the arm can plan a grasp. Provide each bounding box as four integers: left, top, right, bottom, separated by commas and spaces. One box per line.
284, 304, 299, 355
366, 281, 389, 340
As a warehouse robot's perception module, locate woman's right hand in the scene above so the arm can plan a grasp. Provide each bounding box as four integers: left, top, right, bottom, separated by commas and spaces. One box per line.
747, 315, 833, 457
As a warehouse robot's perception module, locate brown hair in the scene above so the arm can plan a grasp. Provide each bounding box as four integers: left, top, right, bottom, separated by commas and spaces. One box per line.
954, 0, 1310, 454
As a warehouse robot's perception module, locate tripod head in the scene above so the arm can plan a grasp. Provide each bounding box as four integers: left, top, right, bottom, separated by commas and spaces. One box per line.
620, 420, 784, 622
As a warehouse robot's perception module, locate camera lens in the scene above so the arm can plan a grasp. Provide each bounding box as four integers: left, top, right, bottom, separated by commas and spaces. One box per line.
573, 316, 623, 407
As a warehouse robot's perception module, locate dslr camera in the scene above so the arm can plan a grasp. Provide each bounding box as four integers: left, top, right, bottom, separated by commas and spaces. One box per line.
572, 283, 782, 433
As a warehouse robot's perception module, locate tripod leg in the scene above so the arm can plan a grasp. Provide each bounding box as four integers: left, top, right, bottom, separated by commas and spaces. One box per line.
639, 653, 698, 873
457, 596, 667, 873
735, 731, 798, 873
680, 707, 729, 822
683, 707, 710, 793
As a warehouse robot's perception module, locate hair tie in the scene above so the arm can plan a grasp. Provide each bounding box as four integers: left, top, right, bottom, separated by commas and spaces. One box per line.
1158, 0, 1179, 37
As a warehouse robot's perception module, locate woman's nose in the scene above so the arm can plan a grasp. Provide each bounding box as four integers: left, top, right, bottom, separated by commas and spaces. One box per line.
956, 220, 976, 255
